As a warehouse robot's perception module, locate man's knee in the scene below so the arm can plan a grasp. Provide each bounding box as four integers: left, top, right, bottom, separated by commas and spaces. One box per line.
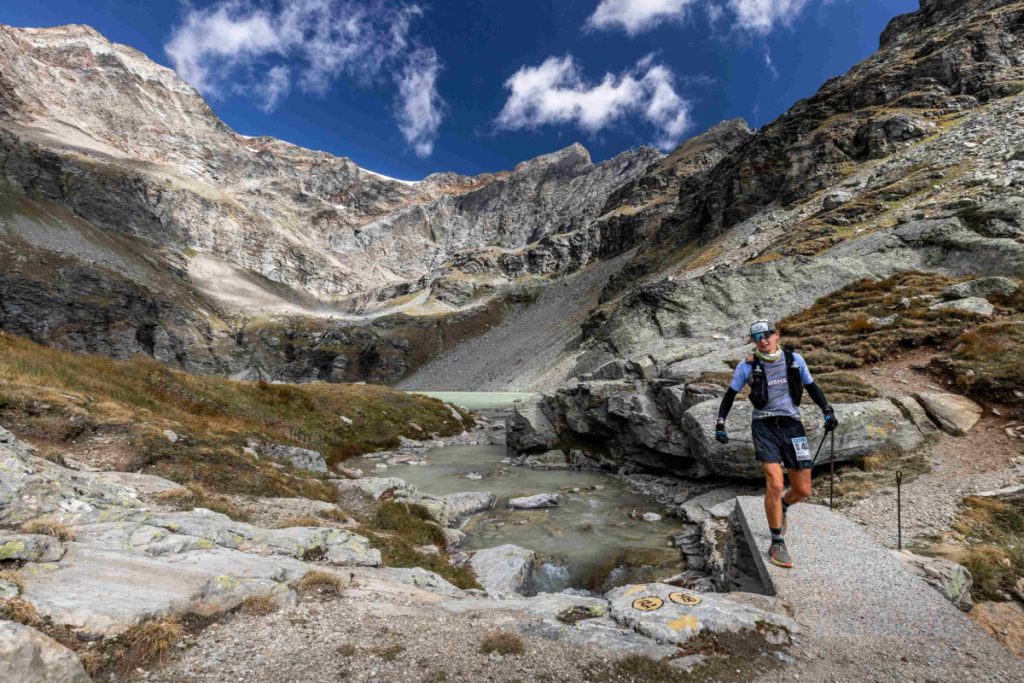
789, 476, 812, 499
764, 476, 785, 498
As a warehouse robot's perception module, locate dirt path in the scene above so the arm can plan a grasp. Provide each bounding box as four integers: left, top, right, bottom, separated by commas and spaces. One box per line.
838, 351, 1024, 547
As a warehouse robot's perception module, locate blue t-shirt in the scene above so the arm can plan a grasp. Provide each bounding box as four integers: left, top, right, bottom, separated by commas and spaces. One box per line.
729, 351, 813, 420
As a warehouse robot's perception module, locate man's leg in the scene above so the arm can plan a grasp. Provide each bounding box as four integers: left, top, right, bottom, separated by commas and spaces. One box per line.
785, 467, 812, 506
762, 463, 786, 530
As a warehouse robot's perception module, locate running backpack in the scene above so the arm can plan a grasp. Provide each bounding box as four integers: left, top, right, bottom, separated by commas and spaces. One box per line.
747, 349, 804, 410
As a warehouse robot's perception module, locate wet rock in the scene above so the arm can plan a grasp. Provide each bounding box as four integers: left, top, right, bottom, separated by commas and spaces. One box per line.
942, 277, 1018, 301
929, 297, 994, 317
641, 512, 662, 522
913, 392, 983, 436
517, 450, 572, 470
0, 533, 66, 563
508, 493, 562, 509
506, 398, 559, 454
470, 544, 536, 598
0, 621, 91, 683
606, 583, 795, 645
893, 550, 974, 612
260, 444, 328, 473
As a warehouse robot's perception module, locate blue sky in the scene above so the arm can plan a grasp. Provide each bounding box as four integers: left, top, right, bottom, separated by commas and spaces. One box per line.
1, 0, 918, 179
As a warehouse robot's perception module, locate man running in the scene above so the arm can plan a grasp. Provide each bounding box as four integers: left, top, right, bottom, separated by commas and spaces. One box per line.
714, 319, 838, 568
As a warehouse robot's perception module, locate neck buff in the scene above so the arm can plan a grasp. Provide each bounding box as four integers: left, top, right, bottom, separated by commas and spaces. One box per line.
754, 346, 783, 363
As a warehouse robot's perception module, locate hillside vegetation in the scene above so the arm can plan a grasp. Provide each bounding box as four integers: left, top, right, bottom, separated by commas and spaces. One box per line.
0, 331, 471, 500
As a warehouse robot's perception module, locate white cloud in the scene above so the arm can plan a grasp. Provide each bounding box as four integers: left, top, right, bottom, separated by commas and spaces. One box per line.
585, 0, 695, 36
763, 46, 778, 79
727, 0, 811, 33
496, 55, 692, 151
165, 0, 444, 156
259, 65, 292, 112
395, 48, 445, 158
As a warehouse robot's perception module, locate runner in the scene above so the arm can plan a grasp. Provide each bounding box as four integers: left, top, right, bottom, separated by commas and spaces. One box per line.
714, 319, 838, 568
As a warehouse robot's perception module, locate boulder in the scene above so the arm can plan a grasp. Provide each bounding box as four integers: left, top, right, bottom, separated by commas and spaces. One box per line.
891, 396, 939, 436
0, 621, 91, 683
683, 398, 924, 478
470, 544, 535, 598
605, 583, 795, 645
335, 476, 415, 500
942, 277, 1018, 301
913, 392, 983, 436
681, 488, 743, 524
929, 297, 994, 317
402, 491, 496, 527
260, 444, 328, 473
508, 493, 562, 509
517, 450, 571, 469
0, 533, 66, 563
893, 550, 974, 612
506, 397, 559, 454
663, 383, 726, 422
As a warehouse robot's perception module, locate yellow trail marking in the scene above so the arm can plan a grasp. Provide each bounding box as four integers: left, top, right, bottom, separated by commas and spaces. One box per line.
632, 597, 664, 611
668, 615, 700, 632
623, 584, 648, 597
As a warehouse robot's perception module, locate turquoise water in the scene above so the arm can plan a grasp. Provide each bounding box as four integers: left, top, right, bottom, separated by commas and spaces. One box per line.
403, 391, 537, 411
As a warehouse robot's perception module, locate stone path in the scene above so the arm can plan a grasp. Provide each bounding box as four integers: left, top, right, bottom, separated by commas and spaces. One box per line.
735, 496, 1024, 682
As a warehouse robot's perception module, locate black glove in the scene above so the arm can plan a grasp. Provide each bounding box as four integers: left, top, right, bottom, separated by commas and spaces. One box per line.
715, 419, 729, 444
823, 407, 838, 432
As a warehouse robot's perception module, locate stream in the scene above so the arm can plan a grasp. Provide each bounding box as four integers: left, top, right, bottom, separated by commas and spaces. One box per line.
349, 391, 684, 593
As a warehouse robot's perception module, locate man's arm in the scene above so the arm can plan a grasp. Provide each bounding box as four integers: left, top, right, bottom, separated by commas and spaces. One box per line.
715, 362, 749, 443
797, 353, 838, 431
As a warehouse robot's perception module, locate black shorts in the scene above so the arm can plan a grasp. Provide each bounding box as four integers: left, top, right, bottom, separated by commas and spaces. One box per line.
752, 416, 811, 470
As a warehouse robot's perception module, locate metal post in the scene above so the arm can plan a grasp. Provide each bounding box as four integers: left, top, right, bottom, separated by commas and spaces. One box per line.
828, 430, 835, 510
896, 470, 903, 551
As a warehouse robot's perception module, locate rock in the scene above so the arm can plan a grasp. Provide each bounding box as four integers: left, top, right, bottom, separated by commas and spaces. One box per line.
0, 533, 66, 563
681, 488, 742, 524
405, 491, 497, 528
0, 580, 18, 600
376, 567, 465, 598
891, 396, 939, 436
442, 528, 466, 550
260, 444, 328, 473
973, 485, 1024, 502
335, 477, 414, 500
0, 621, 91, 683
913, 392, 983, 436
92, 471, 191, 498
822, 189, 855, 211
470, 544, 536, 598
641, 512, 662, 522
893, 550, 974, 612
163, 429, 179, 443
867, 314, 898, 328
942, 277, 1018, 301
683, 398, 924, 478
508, 493, 562, 509
605, 583, 795, 645
519, 450, 572, 469
506, 398, 559, 454
0, 425, 15, 444
929, 297, 994, 317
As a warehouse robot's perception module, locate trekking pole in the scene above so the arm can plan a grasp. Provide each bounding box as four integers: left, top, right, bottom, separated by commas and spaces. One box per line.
829, 429, 835, 510
896, 470, 903, 551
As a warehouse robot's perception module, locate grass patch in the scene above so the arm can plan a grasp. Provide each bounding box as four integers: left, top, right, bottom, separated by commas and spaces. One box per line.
240, 594, 280, 616
778, 272, 982, 372
0, 330, 470, 468
0, 597, 40, 626
294, 570, 346, 597
478, 630, 524, 656
922, 496, 1024, 602
275, 515, 324, 528
19, 518, 76, 542
82, 617, 186, 675
317, 507, 351, 523
370, 643, 406, 661
806, 447, 928, 509
336, 642, 358, 657
359, 502, 479, 590
933, 320, 1024, 407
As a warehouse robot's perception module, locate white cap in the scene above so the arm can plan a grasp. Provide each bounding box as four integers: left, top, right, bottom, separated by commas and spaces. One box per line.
750, 319, 775, 336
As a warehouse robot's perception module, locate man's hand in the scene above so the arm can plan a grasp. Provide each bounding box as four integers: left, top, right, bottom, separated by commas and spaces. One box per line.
823, 407, 839, 432
715, 419, 729, 444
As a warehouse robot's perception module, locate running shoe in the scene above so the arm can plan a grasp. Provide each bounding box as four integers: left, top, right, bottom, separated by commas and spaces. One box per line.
769, 541, 793, 568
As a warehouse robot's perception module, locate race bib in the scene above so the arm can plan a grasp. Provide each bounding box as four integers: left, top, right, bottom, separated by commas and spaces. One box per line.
792, 436, 811, 464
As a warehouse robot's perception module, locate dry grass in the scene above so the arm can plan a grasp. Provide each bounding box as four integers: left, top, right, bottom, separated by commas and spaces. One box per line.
19, 518, 76, 541
240, 594, 280, 616
933, 320, 1024, 407
275, 515, 324, 528
0, 330, 470, 469
124, 618, 185, 669
808, 447, 929, 508
294, 570, 345, 596
478, 630, 524, 656
178, 484, 249, 522
336, 642, 358, 657
359, 502, 479, 590
0, 597, 40, 626
317, 507, 352, 523
922, 496, 1024, 602
778, 272, 980, 372
369, 643, 406, 661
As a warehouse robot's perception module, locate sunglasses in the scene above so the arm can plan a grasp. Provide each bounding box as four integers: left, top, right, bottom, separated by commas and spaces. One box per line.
751, 331, 775, 342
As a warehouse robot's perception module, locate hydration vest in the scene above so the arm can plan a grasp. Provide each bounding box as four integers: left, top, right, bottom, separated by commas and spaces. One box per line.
747, 349, 804, 410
